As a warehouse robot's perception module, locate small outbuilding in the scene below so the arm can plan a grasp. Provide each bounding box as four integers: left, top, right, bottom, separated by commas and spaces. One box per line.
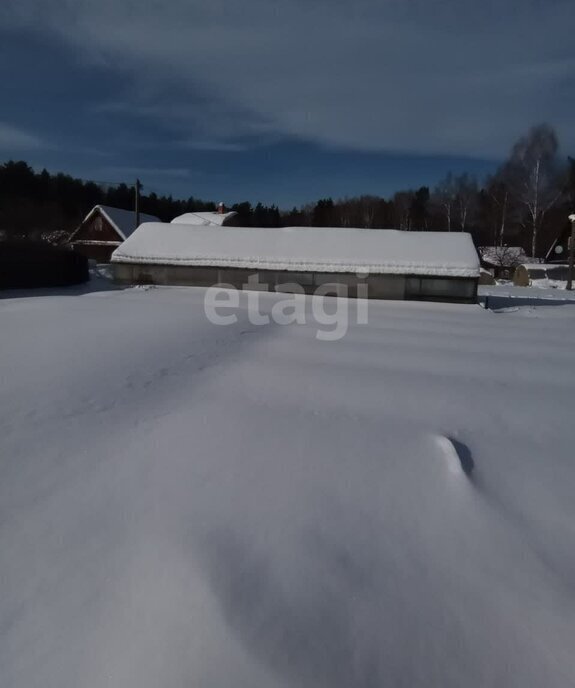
171, 204, 238, 227
513, 263, 571, 287
112, 225, 480, 302
479, 246, 527, 280
479, 268, 496, 286
68, 205, 160, 262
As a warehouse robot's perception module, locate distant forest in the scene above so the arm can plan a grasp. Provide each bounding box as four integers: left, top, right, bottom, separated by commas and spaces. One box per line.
0, 124, 573, 257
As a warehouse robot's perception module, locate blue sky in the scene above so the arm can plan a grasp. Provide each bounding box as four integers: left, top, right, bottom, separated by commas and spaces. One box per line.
1, 0, 574, 208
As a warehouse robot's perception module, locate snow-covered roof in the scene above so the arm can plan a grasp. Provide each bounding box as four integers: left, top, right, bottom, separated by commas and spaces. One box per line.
73, 205, 161, 241
519, 263, 557, 271
99, 206, 160, 240
112, 225, 480, 277
479, 246, 527, 266
170, 211, 238, 227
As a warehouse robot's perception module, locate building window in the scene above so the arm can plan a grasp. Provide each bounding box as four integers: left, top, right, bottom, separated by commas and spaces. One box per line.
406, 277, 474, 299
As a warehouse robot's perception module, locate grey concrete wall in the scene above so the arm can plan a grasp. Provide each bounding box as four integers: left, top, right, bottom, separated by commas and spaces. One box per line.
113, 263, 477, 303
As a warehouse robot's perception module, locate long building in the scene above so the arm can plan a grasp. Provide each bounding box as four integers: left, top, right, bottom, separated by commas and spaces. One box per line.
112, 224, 480, 302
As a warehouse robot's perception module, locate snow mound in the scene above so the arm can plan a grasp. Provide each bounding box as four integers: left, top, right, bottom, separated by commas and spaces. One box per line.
436, 435, 475, 477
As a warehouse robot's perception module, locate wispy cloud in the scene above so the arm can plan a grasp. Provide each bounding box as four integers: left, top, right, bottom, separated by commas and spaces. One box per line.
0, 121, 49, 151
179, 140, 247, 152
98, 166, 195, 180
92, 98, 280, 152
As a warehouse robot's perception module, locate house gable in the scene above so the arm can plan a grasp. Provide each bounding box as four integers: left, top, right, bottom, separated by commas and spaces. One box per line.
71, 208, 124, 244
69, 205, 161, 245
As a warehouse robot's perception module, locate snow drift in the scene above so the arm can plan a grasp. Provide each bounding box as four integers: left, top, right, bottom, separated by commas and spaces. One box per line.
1, 286, 574, 688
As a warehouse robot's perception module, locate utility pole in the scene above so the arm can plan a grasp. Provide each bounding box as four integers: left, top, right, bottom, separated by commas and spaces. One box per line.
567, 214, 575, 291
134, 179, 142, 229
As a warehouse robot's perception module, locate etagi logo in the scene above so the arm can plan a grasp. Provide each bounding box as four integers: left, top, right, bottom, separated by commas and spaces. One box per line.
204, 274, 369, 341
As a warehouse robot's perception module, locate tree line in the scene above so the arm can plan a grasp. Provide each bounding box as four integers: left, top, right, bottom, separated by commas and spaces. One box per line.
0, 162, 218, 243
1, 124, 573, 257
284, 125, 574, 258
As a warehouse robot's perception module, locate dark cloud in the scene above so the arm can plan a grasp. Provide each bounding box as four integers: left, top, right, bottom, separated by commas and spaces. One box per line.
0, 1, 573, 204
1, 0, 574, 158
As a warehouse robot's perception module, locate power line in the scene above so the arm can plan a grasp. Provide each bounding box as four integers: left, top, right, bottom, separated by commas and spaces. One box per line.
75, 178, 138, 188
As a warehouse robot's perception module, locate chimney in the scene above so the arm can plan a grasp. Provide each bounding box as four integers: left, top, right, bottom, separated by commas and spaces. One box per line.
218, 202, 226, 215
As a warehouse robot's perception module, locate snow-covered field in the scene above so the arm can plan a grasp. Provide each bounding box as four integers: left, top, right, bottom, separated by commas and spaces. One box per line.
1, 284, 575, 687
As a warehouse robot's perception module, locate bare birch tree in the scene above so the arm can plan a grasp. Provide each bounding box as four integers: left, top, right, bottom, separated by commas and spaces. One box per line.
393, 191, 414, 230
501, 124, 564, 257
454, 173, 478, 231
484, 179, 510, 246
432, 173, 456, 231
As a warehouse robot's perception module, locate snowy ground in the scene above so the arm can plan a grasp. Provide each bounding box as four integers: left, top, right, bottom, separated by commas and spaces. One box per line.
1, 284, 575, 687
480, 282, 575, 306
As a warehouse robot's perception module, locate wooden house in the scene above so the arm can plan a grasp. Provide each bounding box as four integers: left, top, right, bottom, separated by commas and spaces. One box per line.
68, 205, 160, 262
